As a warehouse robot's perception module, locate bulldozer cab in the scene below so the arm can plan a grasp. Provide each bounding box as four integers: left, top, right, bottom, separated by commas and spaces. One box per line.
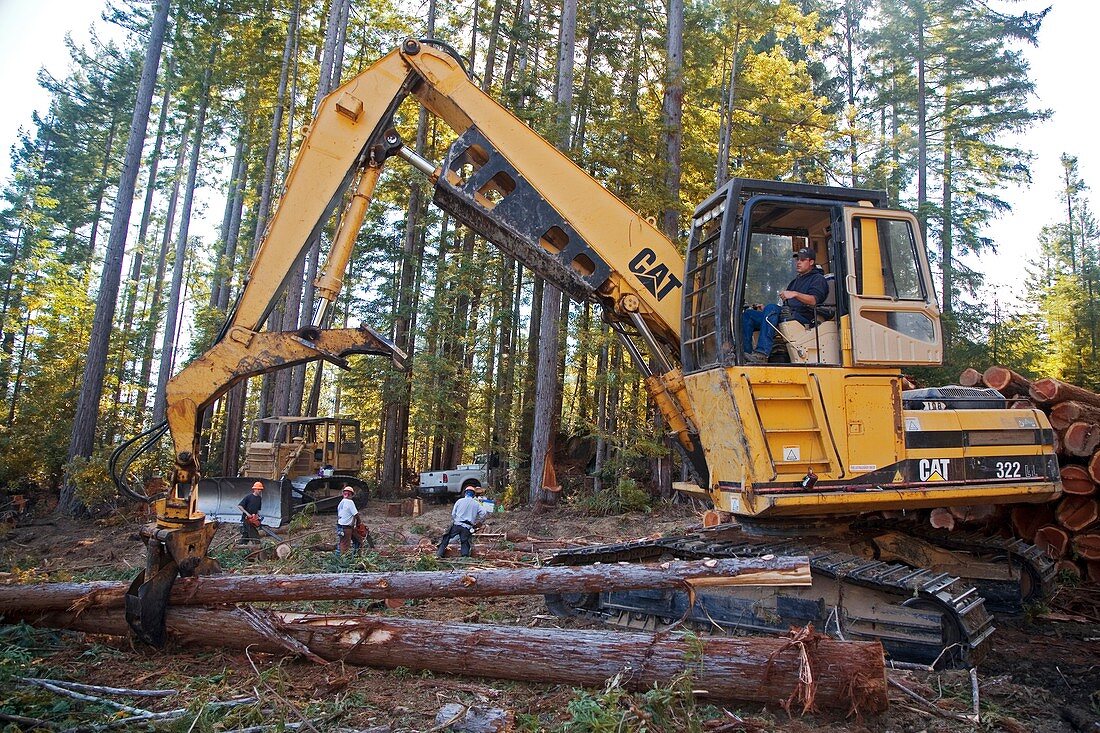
242, 416, 363, 480
682, 177, 942, 372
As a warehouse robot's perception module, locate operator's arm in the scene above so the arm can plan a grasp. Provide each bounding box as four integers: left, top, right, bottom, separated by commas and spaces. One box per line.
781, 273, 828, 307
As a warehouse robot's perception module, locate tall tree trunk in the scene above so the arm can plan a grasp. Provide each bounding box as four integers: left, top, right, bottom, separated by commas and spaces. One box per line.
529, 0, 576, 505
112, 83, 171, 413
661, 0, 683, 239
915, 8, 928, 244
62, 0, 171, 515
152, 42, 218, 424
381, 0, 436, 493
135, 137, 187, 423
716, 24, 742, 188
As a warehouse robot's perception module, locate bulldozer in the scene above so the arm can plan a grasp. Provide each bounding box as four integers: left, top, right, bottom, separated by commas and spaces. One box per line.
194, 416, 370, 527
113, 38, 1059, 663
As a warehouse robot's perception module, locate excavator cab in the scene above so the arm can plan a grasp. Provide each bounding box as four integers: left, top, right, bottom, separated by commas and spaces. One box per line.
682, 177, 942, 373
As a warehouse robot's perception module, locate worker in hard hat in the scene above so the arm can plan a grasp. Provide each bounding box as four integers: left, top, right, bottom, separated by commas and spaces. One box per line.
237, 481, 264, 544
335, 485, 363, 557
436, 487, 488, 558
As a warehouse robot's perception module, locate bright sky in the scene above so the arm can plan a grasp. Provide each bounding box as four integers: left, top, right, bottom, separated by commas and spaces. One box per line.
0, 1, 1095, 302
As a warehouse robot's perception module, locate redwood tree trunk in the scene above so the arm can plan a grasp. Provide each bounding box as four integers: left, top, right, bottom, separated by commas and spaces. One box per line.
63, 0, 171, 514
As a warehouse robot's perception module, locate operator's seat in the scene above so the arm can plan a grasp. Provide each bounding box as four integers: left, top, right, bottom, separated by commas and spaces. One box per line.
779, 273, 840, 364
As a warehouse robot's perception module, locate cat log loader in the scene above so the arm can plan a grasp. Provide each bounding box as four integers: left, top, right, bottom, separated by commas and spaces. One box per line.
116, 38, 1060, 662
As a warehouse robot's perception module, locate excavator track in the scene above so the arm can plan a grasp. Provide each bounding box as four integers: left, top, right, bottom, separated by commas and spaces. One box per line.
855, 520, 1057, 615
545, 529, 996, 668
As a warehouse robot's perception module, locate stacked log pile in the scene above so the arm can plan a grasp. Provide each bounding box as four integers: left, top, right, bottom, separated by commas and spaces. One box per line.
963, 366, 1100, 582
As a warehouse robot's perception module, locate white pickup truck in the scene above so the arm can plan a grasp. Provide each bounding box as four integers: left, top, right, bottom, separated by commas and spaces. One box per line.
417, 454, 491, 500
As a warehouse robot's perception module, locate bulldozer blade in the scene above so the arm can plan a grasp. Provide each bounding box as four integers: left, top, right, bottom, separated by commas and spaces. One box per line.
196, 477, 291, 527
124, 560, 178, 647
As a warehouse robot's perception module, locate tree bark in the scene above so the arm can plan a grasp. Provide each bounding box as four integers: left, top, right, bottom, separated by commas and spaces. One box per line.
1030, 379, 1100, 408
1050, 401, 1100, 431
8, 607, 886, 712
529, 0, 576, 505
62, 0, 171, 513
0, 557, 810, 614
981, 366, 1032, 397
660, 0, 683, 239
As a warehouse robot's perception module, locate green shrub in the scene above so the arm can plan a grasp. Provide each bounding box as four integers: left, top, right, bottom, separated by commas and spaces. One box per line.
568, 478, 653, 516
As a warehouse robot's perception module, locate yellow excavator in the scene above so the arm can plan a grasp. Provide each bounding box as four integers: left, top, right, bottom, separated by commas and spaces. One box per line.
114, 38, 1060, 663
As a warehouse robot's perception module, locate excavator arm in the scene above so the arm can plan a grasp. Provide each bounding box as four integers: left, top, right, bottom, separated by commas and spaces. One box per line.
162, 38, 695, 518
126, 38, 699, 646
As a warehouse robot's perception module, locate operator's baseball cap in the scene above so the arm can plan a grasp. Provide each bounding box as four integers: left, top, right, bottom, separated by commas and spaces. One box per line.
793, 247, 816, 261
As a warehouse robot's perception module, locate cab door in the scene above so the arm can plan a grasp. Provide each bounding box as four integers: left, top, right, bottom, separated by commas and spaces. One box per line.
843, 210, 942, 366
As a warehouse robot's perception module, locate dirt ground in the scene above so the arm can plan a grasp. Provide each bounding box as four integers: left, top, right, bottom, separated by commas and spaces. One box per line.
1, 498, 1098, 732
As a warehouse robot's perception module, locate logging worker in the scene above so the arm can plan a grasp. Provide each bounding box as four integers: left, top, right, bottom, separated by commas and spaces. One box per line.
742, 246, 828, 364
237, 481, 264, 544
336, 485, 362, 556
437, 487, 488, 558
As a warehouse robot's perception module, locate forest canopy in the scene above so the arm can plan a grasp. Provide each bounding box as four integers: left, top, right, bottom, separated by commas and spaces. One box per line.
0, 0, 1094, 511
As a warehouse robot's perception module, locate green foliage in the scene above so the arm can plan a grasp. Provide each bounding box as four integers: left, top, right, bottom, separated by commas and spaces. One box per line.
562, 671, 705, 733
62, 451, 116, 510
569, 478, 653, 517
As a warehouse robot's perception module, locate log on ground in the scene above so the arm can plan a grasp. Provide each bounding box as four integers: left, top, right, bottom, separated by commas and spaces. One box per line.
1090, 451, 1100, 484
7, 606, 888, 714
0, 557, 811, 615
1030, 379, 1100, 408
982, 366, 1032, 397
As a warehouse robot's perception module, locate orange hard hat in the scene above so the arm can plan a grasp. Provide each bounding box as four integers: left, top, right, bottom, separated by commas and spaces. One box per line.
251, 481, 264, 490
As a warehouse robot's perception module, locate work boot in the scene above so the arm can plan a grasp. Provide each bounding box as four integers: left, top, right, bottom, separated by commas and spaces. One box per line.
745, 350, 768, 364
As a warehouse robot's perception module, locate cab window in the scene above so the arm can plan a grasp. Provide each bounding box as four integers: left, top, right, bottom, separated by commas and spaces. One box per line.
853, 217, 924, 300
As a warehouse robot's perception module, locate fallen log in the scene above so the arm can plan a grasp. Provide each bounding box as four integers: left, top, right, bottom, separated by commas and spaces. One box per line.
1090, 451, 1100, 484
1034, 525, 1070, 559
982, 366, 1032, 397
959, 368, 985, 388
7, 606, 888, 714
0, 557, 811, 615
1030, 379, 1100, 408
1055, 496, 1100, 533
1064, 422, 1100, 458
1060, 465, 1098, 497
1072, 533, 1100, 561
1010, 504, 1055, 543
1088, 561, 1100, 584
1050, 401, 1100, 431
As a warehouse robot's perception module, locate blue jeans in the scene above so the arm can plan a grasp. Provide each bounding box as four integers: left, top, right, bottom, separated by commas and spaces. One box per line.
742, 304, 781, 356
